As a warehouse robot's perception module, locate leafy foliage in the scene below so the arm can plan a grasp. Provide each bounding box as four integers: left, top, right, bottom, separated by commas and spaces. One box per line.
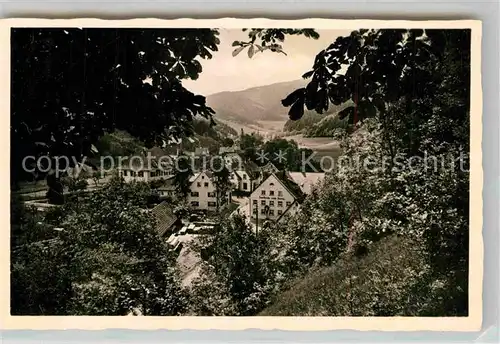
173, 152, 195, 197
189, 215, 278, 315
232, 29, 319, 57
11, 28, 220, 184
12, 177, 188, 315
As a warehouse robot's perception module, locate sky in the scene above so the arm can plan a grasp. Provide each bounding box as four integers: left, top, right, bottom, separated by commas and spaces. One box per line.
183, 29, 352, 96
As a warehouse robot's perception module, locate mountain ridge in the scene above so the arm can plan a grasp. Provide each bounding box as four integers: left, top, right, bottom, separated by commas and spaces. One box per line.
206, 79, 307, 132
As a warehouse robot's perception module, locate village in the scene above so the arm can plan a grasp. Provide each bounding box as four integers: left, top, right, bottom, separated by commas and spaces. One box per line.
16, 136, 327, 287
116, 141, 326, 286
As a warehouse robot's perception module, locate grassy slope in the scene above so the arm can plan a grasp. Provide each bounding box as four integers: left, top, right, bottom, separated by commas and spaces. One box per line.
260, 235, 430, 316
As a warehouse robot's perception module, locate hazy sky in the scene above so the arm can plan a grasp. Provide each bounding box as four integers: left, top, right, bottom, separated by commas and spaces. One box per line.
183, 29, 352, 96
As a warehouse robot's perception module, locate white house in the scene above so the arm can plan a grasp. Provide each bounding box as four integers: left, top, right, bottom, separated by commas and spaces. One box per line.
187, 171, 230, 211
157, 176, 177, 198
248, 172, 305, 223
118, 155, 175, 183
230, 170, 253, 193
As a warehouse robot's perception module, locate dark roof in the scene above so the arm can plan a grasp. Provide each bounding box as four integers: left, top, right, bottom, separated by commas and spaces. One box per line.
243, 161, 261, 179
274, 171, 306, 202
157, 177, 176, 191
151, 201, 178, 237
260, 162, 279, 173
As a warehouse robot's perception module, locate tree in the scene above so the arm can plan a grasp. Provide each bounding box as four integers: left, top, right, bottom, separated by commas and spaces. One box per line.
236, 28, 471, 315
211, 159, 232, 212
190, 215, 277, 315
173, 152, 194, 197
239, 133, 264, 162
11, 176, 188, 315
11, 28, 219, 191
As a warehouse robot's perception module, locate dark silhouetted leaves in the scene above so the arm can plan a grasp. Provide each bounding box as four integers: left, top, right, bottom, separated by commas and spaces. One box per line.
288, 98, 305, 121
281, 87, 305, 107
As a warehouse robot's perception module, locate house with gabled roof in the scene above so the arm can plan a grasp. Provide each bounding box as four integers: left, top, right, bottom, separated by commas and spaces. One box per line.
260, 161, 279, 174
187, 170, 230, 211
157, 176, 177, 199
118, 150, 175, 183
248, 171, 305, 223
229, 170, 253, 193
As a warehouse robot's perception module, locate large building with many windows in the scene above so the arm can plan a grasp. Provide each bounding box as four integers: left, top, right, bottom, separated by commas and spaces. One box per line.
248, 172, 305, 222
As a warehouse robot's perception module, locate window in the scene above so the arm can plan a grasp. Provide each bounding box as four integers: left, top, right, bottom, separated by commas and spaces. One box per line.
202, 175, 205, 179
208, 201, 216, 207
278, 201, 283, 207
261, 190, 266, 196
243, 174, 247, 179
286, 201, 292, 207
131, 171, 137, 177
191, 201, 199, 207
119, 171, 123, 177
269, 209, 274, 216
243, 183, 248, 189
270, 201, 274, 206
278, 209, 283, 215
191, 192, 199, 197
138, 171, 144, 177
123, 170, 128, 176
253, 200, 257, 205
261, 208, 266, 214
270, 190, 275, 196
278, 191, 283, 197
253, 208, 257, 214
197, 182, 201, 187
204, 182, 209, 187
208, 192, 215, 197
261, 200, 266, 206
270, 182, 274, 186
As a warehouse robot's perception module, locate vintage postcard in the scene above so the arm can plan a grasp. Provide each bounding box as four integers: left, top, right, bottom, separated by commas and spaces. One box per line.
0, 18, 482, 331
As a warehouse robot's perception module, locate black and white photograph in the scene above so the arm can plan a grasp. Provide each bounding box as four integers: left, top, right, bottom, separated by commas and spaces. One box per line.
5, 19, 482, 327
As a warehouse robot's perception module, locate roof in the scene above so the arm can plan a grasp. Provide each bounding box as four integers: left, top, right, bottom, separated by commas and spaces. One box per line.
157, 176, 176, 191
243, 161, 261, 179
273, 172, 306, 202
286, 172, 326, 195
233, 170, 250, 180
260, 162, 279, 173
219, 146, 238, 155
190, 170, 214, 184
151, 201, 179, 237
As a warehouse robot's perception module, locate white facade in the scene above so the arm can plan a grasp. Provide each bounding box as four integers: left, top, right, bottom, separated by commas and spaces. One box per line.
230, 170, 253, 193
187, 172, 229, 211
249, 174, 296, 222
119, 168, 173, 183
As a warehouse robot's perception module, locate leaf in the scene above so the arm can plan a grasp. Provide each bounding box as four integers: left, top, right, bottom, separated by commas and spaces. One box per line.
302, 70, 314, 79
232, 46, 245, 57
231, 41, 241, 47
255, 44, 264, 52
288, 98, 305, 121
372, 94, 386, 113
281, 88, 305, 107
338, 106, 355, 120
358, 100, 377, 120
91, 144, 99, 153
248, 45, 255, 58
